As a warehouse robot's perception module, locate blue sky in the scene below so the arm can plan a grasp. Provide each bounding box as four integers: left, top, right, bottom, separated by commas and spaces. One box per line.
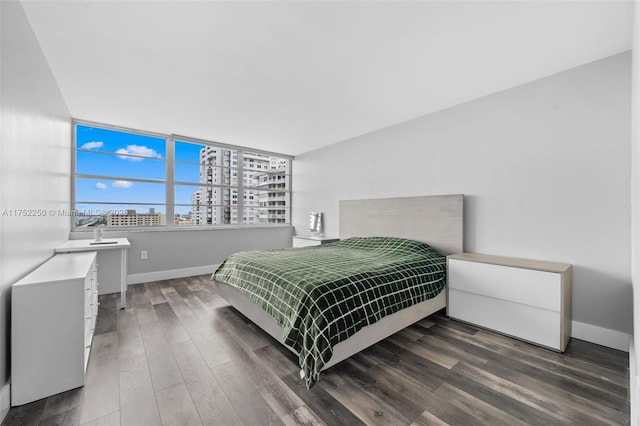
76, 125, 206, 215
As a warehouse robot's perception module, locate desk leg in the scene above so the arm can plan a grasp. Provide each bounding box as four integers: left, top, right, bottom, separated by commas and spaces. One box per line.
121, 248, 128, 309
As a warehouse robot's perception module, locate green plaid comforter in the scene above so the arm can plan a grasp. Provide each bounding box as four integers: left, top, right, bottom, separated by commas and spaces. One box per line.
213, 236, 446, 388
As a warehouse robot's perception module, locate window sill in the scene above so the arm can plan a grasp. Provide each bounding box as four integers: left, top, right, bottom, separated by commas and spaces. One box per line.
70, 224, 293, 236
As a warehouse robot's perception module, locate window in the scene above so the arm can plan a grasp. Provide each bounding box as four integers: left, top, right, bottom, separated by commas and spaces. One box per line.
174, 141, 291, 226
73, 121, 292, 229
74, 124, 166, 228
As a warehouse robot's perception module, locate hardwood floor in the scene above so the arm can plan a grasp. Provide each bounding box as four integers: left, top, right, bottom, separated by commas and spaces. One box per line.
3, 275, 629, 425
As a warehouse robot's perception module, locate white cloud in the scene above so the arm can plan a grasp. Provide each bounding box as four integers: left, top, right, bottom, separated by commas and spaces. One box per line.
116, 145, 162, 161
95, 182, 107, 190
112, 180, 133, 188
81, 141, 104, 150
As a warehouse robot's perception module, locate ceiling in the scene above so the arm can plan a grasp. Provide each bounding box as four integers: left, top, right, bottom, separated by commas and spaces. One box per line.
21, 1, 633, 156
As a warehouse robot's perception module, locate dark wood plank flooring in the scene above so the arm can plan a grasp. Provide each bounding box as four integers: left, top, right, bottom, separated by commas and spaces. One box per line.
3, 275, 629, 425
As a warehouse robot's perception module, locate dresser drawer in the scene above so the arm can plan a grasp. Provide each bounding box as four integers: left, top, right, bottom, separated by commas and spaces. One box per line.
449, 288, 562, 349
448, 258, 561, 312
85, 289, 92, 319
85, 317, 93, 345
91, 293, 99, 320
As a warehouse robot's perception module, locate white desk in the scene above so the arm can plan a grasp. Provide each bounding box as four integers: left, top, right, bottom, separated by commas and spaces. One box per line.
56, 238, 130, 309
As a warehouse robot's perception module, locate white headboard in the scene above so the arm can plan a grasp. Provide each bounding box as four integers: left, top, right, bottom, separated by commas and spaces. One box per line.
339, 194, 464, 255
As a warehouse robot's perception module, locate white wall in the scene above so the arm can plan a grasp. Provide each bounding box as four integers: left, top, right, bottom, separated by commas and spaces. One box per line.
0, 0, 71, 417
70, 226, 294, 282
630, 1, 639, 424
293, 52, 632, 342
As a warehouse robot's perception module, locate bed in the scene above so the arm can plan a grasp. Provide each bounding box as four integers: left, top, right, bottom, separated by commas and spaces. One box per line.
213, 194, 464, 388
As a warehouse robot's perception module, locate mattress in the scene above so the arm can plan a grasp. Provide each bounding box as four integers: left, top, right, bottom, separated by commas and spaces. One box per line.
213, 236, 446, 388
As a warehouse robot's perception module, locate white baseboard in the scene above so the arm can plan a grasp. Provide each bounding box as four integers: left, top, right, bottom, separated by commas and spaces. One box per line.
571, 320, 630, 352
0, 380, 10, 423
127, 265, 218, 285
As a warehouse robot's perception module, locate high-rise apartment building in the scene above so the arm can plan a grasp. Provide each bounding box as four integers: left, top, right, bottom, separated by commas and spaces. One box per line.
191, 147, 288, 225
255, 169, 288, 224
191, 188, 204, 225
192, 146, 229, 225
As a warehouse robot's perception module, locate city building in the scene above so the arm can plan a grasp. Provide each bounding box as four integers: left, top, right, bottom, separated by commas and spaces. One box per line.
256, 168, 288, 224
106, 210, 166, 227
192, 148, 288, 225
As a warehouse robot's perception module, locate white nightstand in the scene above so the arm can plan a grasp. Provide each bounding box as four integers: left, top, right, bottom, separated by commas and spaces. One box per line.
447, 252, 572, 352
292, 236, 339, 248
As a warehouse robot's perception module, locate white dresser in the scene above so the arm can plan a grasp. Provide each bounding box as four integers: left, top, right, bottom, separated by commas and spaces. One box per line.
447, 253, 572, 352
292, 236, 339, 248
11, 251, 98, 406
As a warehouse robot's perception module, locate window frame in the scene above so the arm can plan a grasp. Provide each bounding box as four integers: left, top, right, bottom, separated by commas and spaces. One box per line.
72, 119, 293, 231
